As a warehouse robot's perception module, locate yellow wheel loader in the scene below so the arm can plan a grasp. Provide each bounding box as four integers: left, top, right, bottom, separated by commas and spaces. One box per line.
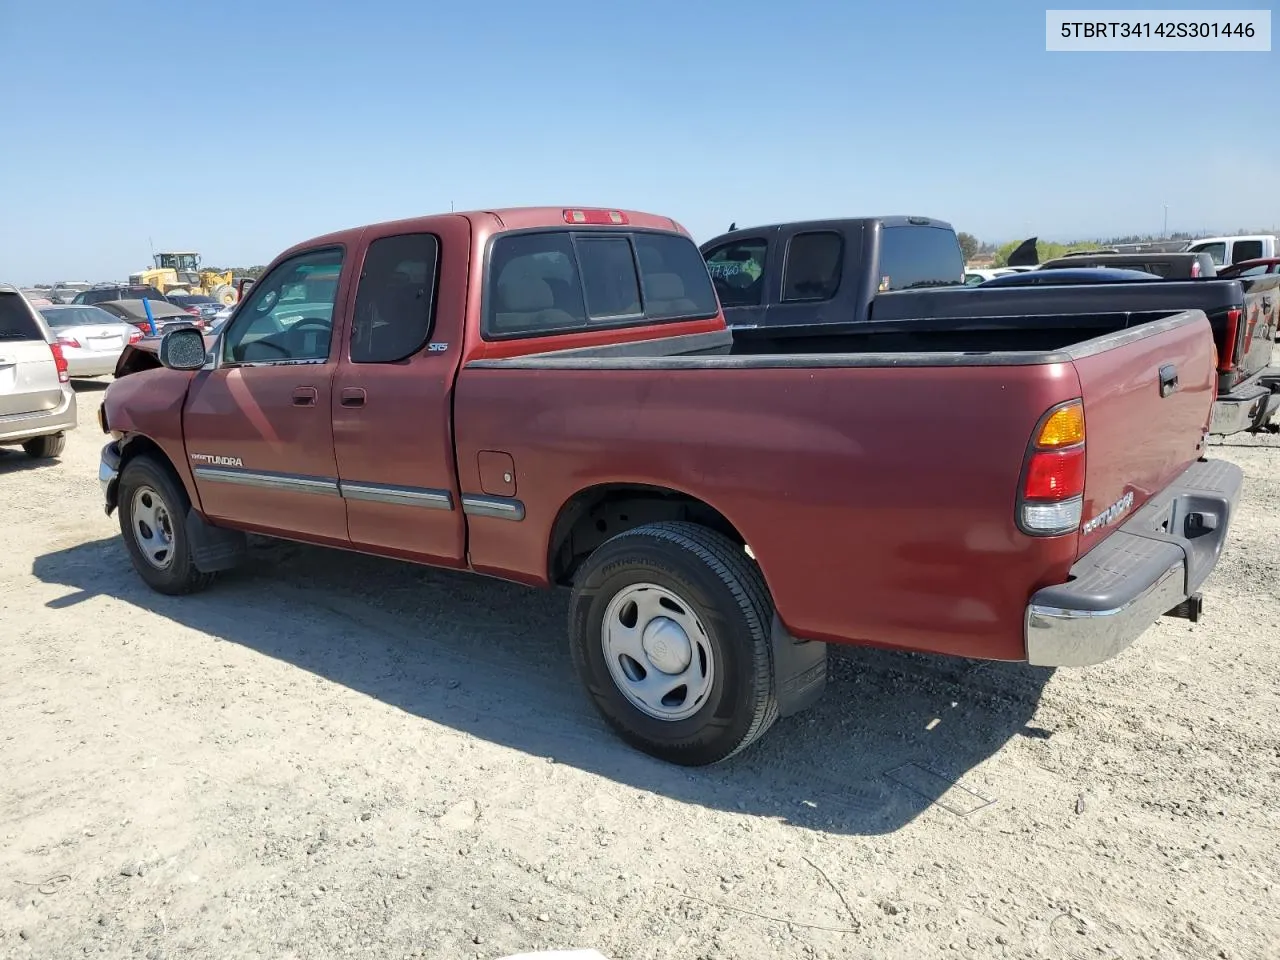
129, 252, 239, 305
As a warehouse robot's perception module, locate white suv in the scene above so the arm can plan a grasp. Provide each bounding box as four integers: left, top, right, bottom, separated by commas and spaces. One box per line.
0, 284, 77, 458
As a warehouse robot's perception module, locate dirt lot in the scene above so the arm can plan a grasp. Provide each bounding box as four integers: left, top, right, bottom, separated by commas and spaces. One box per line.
1, 380, 1277, 960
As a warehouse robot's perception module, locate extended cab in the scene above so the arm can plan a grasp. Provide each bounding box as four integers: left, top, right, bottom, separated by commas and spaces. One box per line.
702, 218, 1279, 435
99, 207, 1242, 765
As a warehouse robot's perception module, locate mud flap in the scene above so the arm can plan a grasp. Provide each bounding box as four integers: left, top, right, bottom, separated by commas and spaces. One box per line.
771, 613, 828, 718
185, 509, 248, 573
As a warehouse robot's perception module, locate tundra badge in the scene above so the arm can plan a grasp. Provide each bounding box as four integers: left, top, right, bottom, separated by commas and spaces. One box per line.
190, 454, 244, 468
1082, 490, 1134, 535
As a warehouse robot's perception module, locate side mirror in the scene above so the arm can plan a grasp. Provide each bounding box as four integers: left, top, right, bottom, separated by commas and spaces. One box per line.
157, 326, 207, 371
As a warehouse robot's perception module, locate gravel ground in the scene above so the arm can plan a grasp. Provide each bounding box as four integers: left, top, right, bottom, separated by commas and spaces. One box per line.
1, 378, 1277, 960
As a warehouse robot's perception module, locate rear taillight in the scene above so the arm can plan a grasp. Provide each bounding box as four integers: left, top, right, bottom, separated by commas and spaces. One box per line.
49, 342, 70, 383
1191, 260, 1201, 278
56, 335, 82, 349
184, 306, 200, 316
1218, 308, 1242, 373
1018, 399, 1085, 537
127, 328, 142, 344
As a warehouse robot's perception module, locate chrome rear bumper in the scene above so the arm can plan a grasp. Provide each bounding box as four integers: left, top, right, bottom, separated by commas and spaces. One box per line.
1025, 458, 1243, 667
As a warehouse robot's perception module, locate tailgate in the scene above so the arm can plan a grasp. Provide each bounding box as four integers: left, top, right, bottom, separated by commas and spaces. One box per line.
1072, 310, 1216, 559
0, 339, 63, 417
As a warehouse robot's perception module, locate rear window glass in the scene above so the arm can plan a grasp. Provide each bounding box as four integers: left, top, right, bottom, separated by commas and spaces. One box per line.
635, 233, 720, 319
0, 293, 45, 340
877, 226, 964, 292
577, 237, 642, 319
40, 306, 120, 328
485, 230, 717, 339
76, 287, 167, 305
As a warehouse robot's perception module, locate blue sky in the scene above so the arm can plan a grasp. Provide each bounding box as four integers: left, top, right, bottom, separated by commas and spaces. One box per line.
3, 0, 1276, 282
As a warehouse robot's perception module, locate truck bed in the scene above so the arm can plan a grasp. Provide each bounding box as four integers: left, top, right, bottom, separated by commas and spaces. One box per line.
460, 308, 1215, 660
472, 307, 1197, 364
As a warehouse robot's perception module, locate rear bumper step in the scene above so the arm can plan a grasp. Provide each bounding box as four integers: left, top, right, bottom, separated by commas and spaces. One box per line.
1024, 458, 1242, 667
1210, 369, 1280, 435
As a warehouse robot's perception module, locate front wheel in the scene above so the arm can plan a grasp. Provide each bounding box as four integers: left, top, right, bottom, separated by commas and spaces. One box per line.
569, 521, 778, 766
117, 454, 215, 595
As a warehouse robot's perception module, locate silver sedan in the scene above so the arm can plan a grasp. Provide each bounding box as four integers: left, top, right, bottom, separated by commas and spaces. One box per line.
38, 304, 141, 378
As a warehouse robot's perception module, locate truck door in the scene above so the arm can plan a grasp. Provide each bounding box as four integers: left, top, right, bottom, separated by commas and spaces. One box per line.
331, 222, 468, 566
182, 246, 349, 543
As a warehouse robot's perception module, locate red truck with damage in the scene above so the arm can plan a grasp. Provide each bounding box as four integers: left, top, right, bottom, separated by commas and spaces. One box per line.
98, 207, 1243, 765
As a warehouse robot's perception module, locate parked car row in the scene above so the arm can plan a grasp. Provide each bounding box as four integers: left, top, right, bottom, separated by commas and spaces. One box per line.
92, 205, 1255, 766
0, 282, 211, 462
0, 284, 77, 459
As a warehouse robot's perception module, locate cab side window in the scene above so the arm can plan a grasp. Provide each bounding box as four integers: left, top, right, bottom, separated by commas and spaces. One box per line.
781, 232, 843, 302
1233, 240, 1263, 264
350, 234, 440, 363
703, 239, 768, 307
222, 247, 344, 364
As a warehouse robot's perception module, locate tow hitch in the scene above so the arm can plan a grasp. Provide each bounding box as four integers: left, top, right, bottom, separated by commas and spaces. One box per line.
1165, 593, 1204, 623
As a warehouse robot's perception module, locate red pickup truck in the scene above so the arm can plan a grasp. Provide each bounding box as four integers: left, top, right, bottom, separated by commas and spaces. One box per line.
98, 206, 1243, 766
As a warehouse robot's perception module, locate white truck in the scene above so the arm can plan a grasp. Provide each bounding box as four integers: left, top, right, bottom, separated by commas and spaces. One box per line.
1185, 234, 1278, 268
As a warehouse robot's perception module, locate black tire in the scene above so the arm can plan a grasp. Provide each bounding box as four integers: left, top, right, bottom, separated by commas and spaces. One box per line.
117, 454, 216, 596
569, 521, 778, 766
22, 433, 66, 459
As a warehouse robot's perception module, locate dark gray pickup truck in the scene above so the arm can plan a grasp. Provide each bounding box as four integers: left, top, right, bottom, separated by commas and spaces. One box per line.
700, 217, 1280, 435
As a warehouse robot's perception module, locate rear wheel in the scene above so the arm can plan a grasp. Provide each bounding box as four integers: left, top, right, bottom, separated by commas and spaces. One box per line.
22, 433, 66, 459
210, 284, 237, 305
117, 454, 215, 595
569, 521, 778, 766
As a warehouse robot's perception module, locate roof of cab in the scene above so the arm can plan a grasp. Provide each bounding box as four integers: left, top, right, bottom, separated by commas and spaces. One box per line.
280, 207, 688, 260
700, 215, 954, 249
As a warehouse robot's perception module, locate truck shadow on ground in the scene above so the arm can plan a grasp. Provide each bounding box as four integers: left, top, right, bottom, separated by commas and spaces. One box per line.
34, 535, 1053, 837
0, 449, 61, 475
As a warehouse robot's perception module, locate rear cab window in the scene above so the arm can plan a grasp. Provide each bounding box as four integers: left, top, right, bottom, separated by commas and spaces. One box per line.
0, 292, 46, 341
484, 229, 717, 339
876, 225, 965, 292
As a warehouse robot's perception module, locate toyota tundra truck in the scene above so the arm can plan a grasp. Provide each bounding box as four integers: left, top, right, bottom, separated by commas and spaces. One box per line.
97, 206, 1242, 766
